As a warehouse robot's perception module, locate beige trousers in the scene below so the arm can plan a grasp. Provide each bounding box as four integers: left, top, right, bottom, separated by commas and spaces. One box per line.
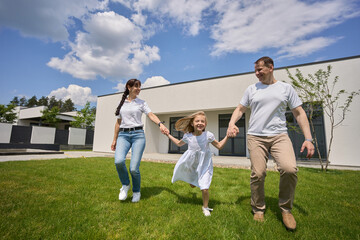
247, 134, 298, 213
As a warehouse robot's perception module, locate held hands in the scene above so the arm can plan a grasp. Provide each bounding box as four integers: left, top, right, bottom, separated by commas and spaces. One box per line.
300, 140, 315, 159
227, 125, 239, 138
159, 124, 169, 135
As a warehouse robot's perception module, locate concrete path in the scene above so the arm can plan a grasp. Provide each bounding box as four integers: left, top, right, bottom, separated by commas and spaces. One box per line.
0, 151, 358, 171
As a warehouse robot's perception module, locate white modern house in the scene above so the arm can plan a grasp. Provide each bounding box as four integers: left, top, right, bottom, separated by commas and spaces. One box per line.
13, 106, 76, 130
93, 56, 360, 167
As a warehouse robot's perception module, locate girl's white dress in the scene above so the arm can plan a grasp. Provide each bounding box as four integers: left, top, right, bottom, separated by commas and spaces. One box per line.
171, 131, 215, 190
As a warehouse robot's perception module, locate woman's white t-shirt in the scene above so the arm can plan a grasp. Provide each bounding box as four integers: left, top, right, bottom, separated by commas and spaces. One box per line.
240, 81, 302, 136
116, 98, 152, 128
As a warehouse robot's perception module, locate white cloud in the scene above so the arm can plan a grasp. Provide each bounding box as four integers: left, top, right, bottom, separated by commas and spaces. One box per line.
0, 0, 107, 41
48, 84, 97, 106
121, 0, 213, 36
117, 0, 360, 59
2, 0, 359, 86
142, 76, 170, 88
113, 82, 126, 92
47, 11, 160, 80
112, 76, 169, 92
210, 0, 360, 58
277, 37, 341, 59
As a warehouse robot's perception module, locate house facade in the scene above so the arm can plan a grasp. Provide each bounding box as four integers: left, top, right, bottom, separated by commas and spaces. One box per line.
13, 106, 76, 130
93, 56, 360, 167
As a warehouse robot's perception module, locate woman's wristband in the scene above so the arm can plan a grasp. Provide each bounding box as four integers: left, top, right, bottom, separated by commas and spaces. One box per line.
305, 139, 313, 143
157, 121, 164, 127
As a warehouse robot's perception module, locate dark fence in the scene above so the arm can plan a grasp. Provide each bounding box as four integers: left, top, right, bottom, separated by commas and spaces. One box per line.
1, 126, 94, 151
55, 129, 69, 145
85, 130, 94, 145
10, 126, 32, 144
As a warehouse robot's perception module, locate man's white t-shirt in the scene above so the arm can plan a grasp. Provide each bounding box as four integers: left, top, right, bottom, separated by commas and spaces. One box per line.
116, 98, 152, 128
240, 81, 302, 136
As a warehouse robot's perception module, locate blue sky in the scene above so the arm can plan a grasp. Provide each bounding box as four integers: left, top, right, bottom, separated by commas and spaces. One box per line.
1, 0, 360, 109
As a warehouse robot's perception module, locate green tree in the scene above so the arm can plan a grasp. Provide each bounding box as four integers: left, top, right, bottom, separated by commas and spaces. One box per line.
26, 95, 38, 107
38, 96, 49, 107
287, 65, 360, 171
10, 97, 20, 106
41, 106, 61, 128
71, 102, 95, 130
0, 104, 17, 123
48, 96, 64, 110
19, 96, 27, 106
61, 98, 76, 112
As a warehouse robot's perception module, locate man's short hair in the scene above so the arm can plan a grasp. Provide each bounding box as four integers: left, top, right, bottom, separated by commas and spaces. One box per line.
255, 56, 274, 67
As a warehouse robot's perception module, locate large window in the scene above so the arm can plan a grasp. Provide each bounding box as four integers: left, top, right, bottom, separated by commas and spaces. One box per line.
168, 117, 187, 154
286, 103, 327, 160
219, 114, 246, 156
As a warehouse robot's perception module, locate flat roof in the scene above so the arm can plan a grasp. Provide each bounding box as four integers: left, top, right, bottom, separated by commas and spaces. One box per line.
98, 55, 360, 98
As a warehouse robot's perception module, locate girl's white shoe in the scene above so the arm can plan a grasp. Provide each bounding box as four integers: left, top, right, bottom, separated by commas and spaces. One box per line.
202, 206, 213, 216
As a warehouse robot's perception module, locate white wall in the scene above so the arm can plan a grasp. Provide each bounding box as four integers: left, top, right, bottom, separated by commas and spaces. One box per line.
0, 123, 13, 143
31, 126, 55, 144
93, 72, 256, 154
93, 94, 120, 152
68, 127, 86, 145
94, 56, 360, 167
279, 58, 360, 166
18, 106, 46, 119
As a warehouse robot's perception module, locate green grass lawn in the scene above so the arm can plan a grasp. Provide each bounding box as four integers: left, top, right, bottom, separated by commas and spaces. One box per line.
0, 157, 359, 240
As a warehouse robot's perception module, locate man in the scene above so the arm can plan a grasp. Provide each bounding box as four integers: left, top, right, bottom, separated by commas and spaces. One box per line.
227, 56, 314, 230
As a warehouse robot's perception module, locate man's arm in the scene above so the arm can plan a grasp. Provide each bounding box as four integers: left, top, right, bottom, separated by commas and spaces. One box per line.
227, 104, 247, 138
291, 106, 315, 158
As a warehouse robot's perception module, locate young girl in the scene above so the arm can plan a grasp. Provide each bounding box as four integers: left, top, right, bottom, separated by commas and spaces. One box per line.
166, 111, 228, 216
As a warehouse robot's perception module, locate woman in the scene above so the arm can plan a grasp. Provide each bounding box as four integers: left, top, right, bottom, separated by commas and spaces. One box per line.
111, 79, 169, 203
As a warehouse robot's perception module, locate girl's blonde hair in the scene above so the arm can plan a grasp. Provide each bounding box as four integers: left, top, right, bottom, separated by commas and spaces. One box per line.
175, 111, 207, 133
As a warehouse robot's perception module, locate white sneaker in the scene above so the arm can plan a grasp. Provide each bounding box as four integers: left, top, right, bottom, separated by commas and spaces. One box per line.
119, 185, 130, 201
132, 192, 141, 203
202, 206, 213, 217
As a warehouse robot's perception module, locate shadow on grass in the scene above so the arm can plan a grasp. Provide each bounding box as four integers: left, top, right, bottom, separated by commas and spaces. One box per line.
141, 186, 224, 206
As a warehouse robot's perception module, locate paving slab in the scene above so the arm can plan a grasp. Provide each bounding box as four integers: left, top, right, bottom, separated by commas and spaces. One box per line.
0, 149, 63, 156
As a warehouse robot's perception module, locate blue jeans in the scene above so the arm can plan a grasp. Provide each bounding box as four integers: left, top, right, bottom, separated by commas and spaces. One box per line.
114, 129, 146, 193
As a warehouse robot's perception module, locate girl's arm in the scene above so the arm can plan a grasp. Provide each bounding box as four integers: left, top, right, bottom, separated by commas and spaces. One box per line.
211, 135, 229, 150
167, 134, 186, 147
148, 112, 169, 135
111, 118, 121, 151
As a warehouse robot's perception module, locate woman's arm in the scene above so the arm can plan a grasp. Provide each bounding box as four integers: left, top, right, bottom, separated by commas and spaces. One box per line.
111, 118, 121, 151
167, 134, 186, 147
211, 136, 229, 150
148, 112, 169, 135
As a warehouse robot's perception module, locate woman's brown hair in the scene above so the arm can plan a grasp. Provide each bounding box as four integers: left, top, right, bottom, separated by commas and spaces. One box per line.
115, 79, 141, 116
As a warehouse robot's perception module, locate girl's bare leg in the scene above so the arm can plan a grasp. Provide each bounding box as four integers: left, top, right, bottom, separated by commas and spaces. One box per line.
202, 189, 209, 208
